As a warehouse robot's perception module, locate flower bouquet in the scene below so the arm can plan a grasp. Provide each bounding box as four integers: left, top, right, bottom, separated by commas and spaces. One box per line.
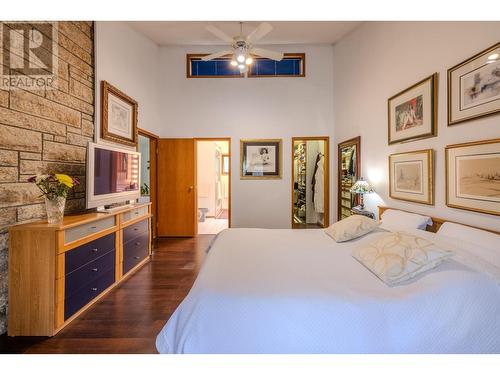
28, 174, 80, 224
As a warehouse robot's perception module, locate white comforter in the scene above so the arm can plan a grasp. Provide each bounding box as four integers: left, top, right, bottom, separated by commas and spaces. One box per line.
156, 228, 500, 353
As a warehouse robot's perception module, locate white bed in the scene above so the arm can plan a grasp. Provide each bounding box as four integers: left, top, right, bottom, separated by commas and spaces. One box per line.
156, 226, 500, 354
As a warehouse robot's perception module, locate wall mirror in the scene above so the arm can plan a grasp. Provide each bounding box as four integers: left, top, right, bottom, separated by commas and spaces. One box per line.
292, 137, 329, 228
337, 136, 361, 220
221, 154, 229, 175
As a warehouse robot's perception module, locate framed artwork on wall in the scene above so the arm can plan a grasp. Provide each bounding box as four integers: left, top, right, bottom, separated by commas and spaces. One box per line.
101, 80, 138, 147
240, 139, 282, 179
448, 42, 500, 126
446, 138, 500, 216
387, 73, 438, 145
389, 149, 434, 205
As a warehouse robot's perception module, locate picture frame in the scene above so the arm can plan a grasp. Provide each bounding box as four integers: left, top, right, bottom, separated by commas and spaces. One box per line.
447, 42, 500, 126
221, 154, 229, 175
446, 138, 500, 216
240, 139, 282, 179
101, 80, 138, 147
387, 73, 438, 145
389, 149, 434, 205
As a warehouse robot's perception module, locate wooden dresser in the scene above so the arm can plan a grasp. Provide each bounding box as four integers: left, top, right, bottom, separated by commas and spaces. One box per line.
8, 203, 152, 337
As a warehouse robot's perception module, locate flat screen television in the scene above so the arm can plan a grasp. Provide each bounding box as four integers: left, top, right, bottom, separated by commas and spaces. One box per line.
86, 142, 141, 209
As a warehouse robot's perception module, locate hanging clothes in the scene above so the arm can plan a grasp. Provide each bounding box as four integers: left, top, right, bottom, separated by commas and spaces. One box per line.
311, 153, 324, 213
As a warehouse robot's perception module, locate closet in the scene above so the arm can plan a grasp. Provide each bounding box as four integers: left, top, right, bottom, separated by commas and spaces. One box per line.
337, 137, 361, 220
292, 137, 329, 228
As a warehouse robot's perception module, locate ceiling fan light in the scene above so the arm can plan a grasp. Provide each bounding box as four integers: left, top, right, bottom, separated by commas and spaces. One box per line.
237, 64, 246, 70
245, 57, 253, 65
236, 54, 245, 63
230, 60, 237, 66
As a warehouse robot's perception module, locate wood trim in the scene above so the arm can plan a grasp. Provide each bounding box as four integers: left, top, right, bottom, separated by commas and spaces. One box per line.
101, 80, 138, 147
194, 138, 232, 228
378, 206, 500, 235
138, 128, 159, 139
186, 53, 305, 78
337, 136, 361, 221
387, 73, 438, 145
291, 136, 330, 228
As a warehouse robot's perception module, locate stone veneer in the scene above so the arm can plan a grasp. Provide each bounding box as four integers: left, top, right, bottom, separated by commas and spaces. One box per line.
0, 22, 95, 334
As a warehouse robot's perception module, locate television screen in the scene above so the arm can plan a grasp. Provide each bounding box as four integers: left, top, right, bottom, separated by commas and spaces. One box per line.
94, 147, 139, 196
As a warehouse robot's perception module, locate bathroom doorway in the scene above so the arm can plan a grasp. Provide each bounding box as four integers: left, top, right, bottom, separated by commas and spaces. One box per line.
195, 138, 231, 235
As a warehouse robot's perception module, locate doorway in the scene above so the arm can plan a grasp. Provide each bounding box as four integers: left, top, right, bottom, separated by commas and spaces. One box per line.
195, 138, 231, 235
138, 128, 158, 239
291, 136, 330, 228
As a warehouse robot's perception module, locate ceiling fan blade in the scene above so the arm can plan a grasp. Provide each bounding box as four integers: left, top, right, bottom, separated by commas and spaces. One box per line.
201, 50, 234, 61
250, 47, 284, 61
206, 25, 234, 44
246, 22, 273, 44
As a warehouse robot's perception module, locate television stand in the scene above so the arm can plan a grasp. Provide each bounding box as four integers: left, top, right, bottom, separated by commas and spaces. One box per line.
97, 201, 135, 213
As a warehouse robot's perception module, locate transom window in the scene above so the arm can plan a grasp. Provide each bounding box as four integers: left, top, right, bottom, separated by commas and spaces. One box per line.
187, 53, 305, 78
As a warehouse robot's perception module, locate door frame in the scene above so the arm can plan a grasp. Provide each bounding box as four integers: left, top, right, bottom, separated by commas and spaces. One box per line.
291, 136, 330, 229
194, 137, 232, 229
138, 128, 159, 239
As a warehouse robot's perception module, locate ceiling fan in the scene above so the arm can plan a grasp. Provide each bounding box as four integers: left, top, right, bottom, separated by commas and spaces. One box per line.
202, 22, 283, 74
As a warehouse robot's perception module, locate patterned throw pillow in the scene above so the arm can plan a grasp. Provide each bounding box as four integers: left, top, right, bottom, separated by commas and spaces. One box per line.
324, 215, 380, 242
353, 232, 454, 286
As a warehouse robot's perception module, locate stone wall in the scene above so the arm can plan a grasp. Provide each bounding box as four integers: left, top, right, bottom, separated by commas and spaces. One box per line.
0, 22, 95, 334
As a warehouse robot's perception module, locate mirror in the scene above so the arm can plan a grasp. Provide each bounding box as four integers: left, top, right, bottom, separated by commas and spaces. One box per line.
292, 137, 329, 228
221, 154, 229, 175
337, 137, 361, 220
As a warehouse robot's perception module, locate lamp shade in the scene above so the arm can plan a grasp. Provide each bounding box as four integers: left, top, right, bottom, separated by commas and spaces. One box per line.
350, 178, 375, 194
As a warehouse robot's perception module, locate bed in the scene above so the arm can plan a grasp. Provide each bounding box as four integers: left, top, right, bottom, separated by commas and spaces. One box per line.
156, 207, 500, 353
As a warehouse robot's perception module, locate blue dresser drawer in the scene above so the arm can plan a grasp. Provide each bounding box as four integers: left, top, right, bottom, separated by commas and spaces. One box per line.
64, 268, 115, 320
65, 233, 115, 275
123, 233, 149, 275
65, 250, 116, 299
123, 219, 148, 243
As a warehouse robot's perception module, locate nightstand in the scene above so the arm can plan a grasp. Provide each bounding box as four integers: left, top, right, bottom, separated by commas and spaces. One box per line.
351, 205, 375, 219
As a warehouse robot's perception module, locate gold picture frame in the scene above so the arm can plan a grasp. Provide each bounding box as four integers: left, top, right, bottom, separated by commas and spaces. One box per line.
387, 73, 438, 145
389, 149, 434, 205
101, 80, 138, 147
445, 138, 500, 216
448, 42, 500, 126
240, 139, 282, 179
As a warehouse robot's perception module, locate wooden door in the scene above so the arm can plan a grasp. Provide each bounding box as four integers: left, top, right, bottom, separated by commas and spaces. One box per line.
157, 138, 197, 237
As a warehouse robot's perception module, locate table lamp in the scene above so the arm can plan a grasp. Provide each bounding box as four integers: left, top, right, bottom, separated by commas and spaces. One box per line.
350, 177, 375, 210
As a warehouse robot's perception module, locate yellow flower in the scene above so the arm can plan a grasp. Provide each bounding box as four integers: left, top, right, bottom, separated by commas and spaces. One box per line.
55, 174, 74, 188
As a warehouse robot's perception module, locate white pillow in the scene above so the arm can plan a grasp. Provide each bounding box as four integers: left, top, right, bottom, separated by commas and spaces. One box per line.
353, 231, 454, 286
437, 222, 500, 252
324, 215, 380, 242
380, 209, 432, 231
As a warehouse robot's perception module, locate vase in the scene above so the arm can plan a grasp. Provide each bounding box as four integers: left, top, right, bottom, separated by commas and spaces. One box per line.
45, 196, 66, 224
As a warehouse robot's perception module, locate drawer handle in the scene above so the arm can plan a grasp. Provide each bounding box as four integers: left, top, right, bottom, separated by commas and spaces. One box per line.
134, 256, 140, 259
134, 211, 139, 215
134, 228, 139, 231
89, 226, 97, 230
92, 248, 98, 253
91, 287, 98, 291
92, 268, 98, 272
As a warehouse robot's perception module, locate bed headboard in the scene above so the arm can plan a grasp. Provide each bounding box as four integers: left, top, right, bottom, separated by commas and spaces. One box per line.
378, 206, 500, 235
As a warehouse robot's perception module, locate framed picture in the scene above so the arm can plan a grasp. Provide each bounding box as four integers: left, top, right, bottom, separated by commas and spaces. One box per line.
101, 80, 138, 147
389, 149, 434, 205
446, 138, 500, 216
388, 73, 437, 144
221, 154, 229, 175
240, 139, 282, 179
448, 42, 500, 126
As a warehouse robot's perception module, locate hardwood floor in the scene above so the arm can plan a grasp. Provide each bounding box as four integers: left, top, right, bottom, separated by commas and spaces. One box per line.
0, 235, 213, 354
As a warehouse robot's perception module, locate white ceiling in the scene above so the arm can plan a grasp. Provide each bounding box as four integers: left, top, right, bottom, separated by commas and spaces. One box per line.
127, 21, 362, 46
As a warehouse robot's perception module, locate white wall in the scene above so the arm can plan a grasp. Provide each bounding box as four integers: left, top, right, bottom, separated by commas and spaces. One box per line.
333, 22, 500, 232
155, 44, 335, 228
95, 22, 161, 148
